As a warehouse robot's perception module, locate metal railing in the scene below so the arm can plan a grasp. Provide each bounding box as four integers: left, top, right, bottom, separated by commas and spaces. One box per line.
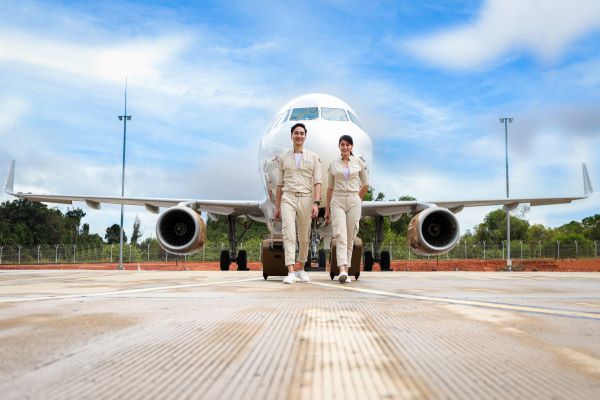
0, 240, 597, 265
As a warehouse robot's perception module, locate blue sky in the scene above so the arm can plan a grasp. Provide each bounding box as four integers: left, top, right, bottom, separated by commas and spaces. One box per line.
1, 0, 599, 240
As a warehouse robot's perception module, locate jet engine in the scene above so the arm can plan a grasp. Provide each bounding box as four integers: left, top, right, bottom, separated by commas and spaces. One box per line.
156, 206, 206, 255
407, 207, 460, 256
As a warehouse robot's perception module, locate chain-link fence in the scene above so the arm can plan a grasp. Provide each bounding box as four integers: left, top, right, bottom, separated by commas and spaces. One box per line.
0, 240, 598, 265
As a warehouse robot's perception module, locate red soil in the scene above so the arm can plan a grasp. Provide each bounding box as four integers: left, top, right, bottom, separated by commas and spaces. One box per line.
1, 259, 599, 272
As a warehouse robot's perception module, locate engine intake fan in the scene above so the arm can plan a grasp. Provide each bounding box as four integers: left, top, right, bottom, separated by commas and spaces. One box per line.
407, 207, 460, 256
156, 206, 206, 255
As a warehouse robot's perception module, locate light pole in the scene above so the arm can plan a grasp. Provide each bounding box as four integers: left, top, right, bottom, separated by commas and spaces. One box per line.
500, 117, 513, 271
117, 78, 132, 270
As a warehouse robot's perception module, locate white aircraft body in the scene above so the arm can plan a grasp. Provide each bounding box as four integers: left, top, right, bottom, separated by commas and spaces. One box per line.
3, 93, 594, 272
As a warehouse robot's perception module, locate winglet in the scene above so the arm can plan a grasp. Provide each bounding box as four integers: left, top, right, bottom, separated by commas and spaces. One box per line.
583, 163, 593, 197
3, 160, 15, 195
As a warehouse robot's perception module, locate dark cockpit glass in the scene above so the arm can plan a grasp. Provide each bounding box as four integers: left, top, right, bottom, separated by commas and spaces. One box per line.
321, 107, 349, 121
347, 110, 364, 129
290, 107, 319, 121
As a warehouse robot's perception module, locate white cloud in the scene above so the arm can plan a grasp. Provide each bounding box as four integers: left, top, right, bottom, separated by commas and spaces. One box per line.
0, 97, 28, 138
405, 0, 600, 69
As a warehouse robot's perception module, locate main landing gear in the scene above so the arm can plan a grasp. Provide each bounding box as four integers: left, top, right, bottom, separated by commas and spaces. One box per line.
363, 216, 391, 271
219, 215, 249, 271
304, 217, 327, 271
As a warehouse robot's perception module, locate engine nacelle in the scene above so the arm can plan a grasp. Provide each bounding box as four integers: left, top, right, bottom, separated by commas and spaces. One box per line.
156, 206, 206, 255
407, 207, 460, 256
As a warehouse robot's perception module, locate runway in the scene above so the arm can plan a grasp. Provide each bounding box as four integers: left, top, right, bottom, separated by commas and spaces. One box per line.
1, 270, 599, 399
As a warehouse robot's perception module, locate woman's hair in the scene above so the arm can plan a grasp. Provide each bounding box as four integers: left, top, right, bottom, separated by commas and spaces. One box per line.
339, 134, 354, 155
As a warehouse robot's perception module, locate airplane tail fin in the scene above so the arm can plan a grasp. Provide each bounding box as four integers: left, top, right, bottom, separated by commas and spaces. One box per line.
583, 163, 593, 197
3, 160, 15, 195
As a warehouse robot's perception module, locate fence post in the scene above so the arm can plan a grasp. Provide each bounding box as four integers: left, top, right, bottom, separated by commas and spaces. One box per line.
55, 245, 59, 263
595, 240, 598, 258
483, 241, 486, 260
557, 240, 560, 259
502, 241, 505, 260
538, 241, 542, 258
165, 249, 168, 262
18, 245, 22, 264
519, 240, 523, 259
389, 242, 392, 261
110, 244, 114, 263
73, 244, 77, 263
37, 244, 41, 264
407, 246, 410, 261
464, 241, 467, 259
129, 244, 132, 262
0, 246, 3, 264
574, 241, 578, 258
147, 244, 150, 262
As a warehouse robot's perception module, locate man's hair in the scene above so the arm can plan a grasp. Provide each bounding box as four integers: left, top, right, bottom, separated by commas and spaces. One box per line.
290, 123, 307, 135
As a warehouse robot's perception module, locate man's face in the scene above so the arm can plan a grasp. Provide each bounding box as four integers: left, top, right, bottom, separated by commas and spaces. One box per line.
291, 127, 306, 146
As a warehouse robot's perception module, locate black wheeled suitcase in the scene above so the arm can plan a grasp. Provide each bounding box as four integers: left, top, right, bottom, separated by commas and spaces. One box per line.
261, 234, 288, 280
329, 237, 362, 281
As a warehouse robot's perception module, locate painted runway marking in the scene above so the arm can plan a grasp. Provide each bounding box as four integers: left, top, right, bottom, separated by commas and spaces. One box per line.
0, 277, 263, 303
311, 282, 600, 320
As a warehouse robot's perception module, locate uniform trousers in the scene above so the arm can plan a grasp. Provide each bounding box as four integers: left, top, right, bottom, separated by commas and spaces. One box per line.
331, 192, 362, 267
281, 192, 314, 266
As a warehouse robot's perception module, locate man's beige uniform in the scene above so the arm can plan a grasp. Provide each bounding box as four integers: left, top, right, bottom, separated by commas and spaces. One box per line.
278, 149, 322, 266
328, 156, 369, 267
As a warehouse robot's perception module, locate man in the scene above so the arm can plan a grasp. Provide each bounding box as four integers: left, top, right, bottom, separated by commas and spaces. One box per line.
274, 122, 322, 284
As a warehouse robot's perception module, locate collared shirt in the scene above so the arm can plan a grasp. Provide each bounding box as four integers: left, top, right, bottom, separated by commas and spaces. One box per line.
277, 148, 322, 194
327, 155, 369, 193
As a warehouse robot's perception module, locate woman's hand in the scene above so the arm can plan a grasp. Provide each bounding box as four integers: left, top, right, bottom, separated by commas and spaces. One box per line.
274, 206, 281, 220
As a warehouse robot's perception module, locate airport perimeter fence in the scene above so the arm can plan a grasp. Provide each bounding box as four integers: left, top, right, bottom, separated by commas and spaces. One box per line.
0, 241, 598, 265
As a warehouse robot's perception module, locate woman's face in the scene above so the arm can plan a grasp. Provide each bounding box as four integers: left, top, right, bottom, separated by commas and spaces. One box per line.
339, 140, 353, 157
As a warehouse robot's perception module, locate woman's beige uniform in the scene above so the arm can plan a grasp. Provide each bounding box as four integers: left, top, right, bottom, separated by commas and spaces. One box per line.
328, 156, 369, 267
278, 149, 322, 266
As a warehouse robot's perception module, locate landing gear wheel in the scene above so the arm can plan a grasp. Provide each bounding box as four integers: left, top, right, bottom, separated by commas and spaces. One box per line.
380, 250, 391, 271
318, 249, 327, 270
237, 250, 248, 271
364, 251, 374, 271
220, 250, 231, 271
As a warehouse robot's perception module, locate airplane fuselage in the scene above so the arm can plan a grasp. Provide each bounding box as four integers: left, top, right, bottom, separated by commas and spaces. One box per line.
258, 93, 373, 230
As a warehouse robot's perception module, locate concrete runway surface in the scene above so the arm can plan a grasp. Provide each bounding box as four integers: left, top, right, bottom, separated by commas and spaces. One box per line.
0, 270, 599, 399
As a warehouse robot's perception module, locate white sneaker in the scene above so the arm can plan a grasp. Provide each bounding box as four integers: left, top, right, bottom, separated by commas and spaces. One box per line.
296, 270, 311, 283
346, 275, 352, 283
339, 272, 348, 284
283, 273, 296, 284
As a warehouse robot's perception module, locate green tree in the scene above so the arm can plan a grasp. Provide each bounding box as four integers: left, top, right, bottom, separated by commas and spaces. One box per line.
130, 216, 143, 245
105, 224, 127, 244
581, 214, 600, 241
473, 209, 529, 243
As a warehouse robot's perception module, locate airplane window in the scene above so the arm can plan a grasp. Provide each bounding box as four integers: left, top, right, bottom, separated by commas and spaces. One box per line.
278, 109, 291, 125
321, 107, 349, 121
289, 107, 319, 121
347, 110, 364, 129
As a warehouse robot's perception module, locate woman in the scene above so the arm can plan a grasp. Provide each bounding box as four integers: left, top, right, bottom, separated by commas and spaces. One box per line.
325, 135, 369, 283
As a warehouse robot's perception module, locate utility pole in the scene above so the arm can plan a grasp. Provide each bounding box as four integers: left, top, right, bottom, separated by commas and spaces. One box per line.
500, 117, 513, 271
117, 78, 132, 270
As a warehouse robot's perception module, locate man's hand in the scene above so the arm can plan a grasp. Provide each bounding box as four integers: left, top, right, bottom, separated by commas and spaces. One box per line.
274, 207, 281, 220
311, 203, 319, 218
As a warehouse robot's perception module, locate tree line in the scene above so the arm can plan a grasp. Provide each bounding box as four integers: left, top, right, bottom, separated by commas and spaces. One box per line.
1, 192, 599, 248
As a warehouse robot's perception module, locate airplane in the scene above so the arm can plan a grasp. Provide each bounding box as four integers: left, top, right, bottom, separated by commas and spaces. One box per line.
3, 93, 594, 276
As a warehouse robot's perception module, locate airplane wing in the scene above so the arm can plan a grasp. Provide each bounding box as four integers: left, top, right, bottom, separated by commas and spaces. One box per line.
361, 164, 594, 219
3, 161, 266, 219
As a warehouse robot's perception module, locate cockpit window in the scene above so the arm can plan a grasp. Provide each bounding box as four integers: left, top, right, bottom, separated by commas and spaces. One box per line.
347, 110, 364, 129
290, 107, 319, 121
321, 107, 349, 121
275, 109, 291, 127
